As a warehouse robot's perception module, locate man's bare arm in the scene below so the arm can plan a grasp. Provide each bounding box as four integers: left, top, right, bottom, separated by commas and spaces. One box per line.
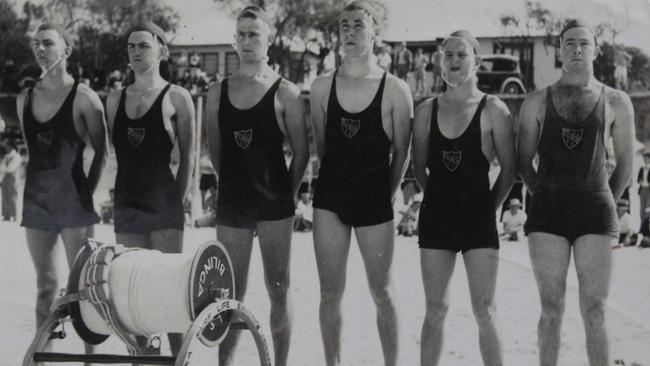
517, 90, 545, 194
388, 77, 414, 199
170, 86, 196, 201
608, 90, 635, 201
78, 85, 107, 193
278, 80, 309, 198
105, 90, 121, 139
486, 96, 517, 210
15, 90, 28, 154
309, 76, 330, 161
412, 98, 433, 192
205, 82, 222, 178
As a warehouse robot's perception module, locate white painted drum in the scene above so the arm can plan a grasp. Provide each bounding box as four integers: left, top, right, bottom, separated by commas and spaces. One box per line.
78, 250, 193, 336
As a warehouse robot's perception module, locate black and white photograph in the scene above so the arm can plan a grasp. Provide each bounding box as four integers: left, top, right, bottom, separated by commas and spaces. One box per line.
1, 0, 649, 365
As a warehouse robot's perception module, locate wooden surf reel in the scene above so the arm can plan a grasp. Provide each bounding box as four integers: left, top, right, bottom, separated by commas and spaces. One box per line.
22, 239, 271, 366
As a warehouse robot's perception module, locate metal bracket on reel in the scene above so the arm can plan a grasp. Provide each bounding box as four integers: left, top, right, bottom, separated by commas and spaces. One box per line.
22, 240, 271, 366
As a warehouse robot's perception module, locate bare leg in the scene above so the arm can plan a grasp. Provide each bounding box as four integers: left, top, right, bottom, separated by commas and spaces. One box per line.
61, 226, 97, 361
150, 229, 183, 253
355, 221, 398, 366
257, 217, 294, 366
26, 228, 60, 328
313, 209, 351, 366
150, 229, 184, 356
419, 249, 456, 366
573, 235, 613, 366
116, 233, 151, 249
60, 226, 95, 266
216, 225, 255, 366
463, 248, 502, 366
528, 232, 572, 366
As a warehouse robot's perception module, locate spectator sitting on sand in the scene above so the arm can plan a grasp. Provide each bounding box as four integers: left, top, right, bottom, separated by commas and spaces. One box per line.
100, 189, 115, 224
294, 182, 313, 232
615, 199, 637, 247
397, 193, 422, 236
195, 186, 217, 228
500, 198, 527, 241
635, 208, 650, 248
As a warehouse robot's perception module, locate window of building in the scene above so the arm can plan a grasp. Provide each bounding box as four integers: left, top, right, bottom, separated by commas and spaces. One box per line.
493, 41, 534, 88
225, 52, 240, 76
201, 53, 219, 75
493, 58, 517, 72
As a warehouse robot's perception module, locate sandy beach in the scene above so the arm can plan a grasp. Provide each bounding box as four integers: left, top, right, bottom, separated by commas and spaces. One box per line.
2, 220, 649, 366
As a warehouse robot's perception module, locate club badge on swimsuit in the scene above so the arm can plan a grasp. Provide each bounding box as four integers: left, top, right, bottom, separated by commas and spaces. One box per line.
36, 130, 54, 151
561, 128, 584, 149
127, 127, 146, 147
442, 150, 462, 172
233, 129, 253, 150
341, 118, 360, 138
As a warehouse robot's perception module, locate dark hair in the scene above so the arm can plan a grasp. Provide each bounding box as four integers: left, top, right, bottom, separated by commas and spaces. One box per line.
443, 30, 480, 55
559, 19, 596, 44
36, 23, 72, 46
237, 6, 275, 32
342, 0, 388, 32
129, 21, 168, 45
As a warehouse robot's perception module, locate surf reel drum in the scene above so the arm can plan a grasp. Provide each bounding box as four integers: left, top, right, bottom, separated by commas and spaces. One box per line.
23, 240, 271, 366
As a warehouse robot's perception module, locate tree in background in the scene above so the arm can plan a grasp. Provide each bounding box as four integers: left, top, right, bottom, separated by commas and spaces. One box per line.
625, 47, 650, 91
500, 1, 565, 49
594, 42, 616, 87
593, 2, 630, 46
0, 0, 32, 92
499, 1, 567, 90
595, 44, 650, 92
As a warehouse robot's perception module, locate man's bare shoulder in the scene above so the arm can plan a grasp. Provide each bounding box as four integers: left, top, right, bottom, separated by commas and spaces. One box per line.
603, 85, 633, 109
106, 88, 123, 107
413, 97, 433, 133
310, 74, 333, 99
522, 88, 547, 106
276, 78, 302, 102
75, 83, 103, 109
76, 83, 99, 98
484, 95, 511, 116
415, 96, 434, 115
167, 84, 193, 107
206, 80, 223, 102
384, 73, 411, 99
520, 88, 547, 121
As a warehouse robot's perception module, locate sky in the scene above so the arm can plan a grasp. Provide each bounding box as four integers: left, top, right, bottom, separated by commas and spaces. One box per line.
164, 0, 234, 45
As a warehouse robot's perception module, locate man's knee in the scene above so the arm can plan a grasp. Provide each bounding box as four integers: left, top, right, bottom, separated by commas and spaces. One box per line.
540, 295, 565, 323
472, 299, 496, 327
267, 275, 290, 305
320, 284, 345, 306
581, 297, 606, 330
36, 270, 58, 298
369, 282, 394, 307
424, 301, 448, 326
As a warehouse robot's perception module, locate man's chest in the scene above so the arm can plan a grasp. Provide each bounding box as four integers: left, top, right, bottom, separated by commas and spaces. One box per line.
551, 88, 601, 122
